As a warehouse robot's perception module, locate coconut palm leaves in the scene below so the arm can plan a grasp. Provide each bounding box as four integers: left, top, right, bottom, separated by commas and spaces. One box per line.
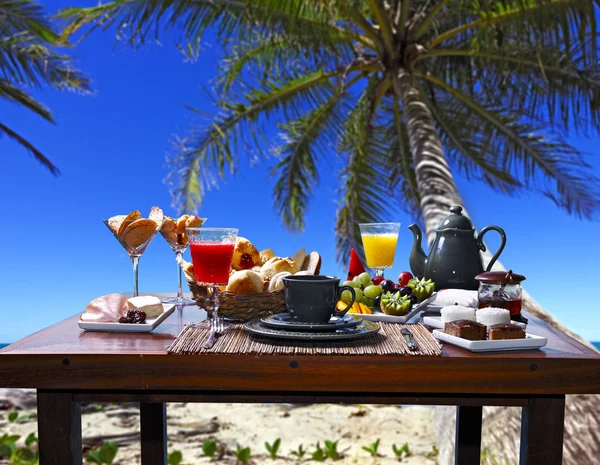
1, 0, 90, 175
59, 0, 600, 261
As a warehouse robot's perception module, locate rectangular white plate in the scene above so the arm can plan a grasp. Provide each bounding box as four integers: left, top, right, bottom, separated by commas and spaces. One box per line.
78, 304, 176, 333
423, 315, 527, 330
432, 329, 547, 352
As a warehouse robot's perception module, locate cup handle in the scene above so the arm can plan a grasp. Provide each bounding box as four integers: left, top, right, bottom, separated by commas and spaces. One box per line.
334, 286, 356, 318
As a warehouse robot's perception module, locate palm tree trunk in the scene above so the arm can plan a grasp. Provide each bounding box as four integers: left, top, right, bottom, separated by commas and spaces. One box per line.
393, 68, 464, 245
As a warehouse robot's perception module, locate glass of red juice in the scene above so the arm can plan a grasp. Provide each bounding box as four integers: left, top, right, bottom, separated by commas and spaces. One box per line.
187, 227, 238, 322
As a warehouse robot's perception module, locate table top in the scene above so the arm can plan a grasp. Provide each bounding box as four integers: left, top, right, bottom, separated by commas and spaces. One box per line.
1, 294, 599, 395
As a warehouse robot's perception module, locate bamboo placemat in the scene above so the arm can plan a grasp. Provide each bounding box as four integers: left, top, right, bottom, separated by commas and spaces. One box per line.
167, 322, 441, 356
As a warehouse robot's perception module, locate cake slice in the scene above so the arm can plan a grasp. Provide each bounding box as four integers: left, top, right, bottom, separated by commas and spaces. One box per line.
444, 319, 486, 341
488, 323, 526, 340
127, 296, 164, 319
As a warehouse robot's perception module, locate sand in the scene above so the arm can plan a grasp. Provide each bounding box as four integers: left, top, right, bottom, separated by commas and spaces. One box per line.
0, 390, 438, 464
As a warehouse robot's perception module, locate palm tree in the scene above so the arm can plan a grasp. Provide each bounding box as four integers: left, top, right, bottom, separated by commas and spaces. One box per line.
1, 0, 90, 175
58, 0, 600, 257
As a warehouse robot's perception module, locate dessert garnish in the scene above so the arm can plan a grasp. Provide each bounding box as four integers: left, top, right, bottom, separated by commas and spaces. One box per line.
440, 305, 476, 323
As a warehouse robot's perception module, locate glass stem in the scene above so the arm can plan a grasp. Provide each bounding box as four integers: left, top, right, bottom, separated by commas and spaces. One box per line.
131, 255, 140, 297
205, 285, 220, 320
175, 251, 184, 299
375, 268, 385, 278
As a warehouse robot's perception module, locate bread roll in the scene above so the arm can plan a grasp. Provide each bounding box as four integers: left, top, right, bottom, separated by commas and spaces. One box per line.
261, 257, 298, 279
268, 271, 292, 292
226, 270, 263, 294
231, 237, 260, 270
259, 249, 275, 266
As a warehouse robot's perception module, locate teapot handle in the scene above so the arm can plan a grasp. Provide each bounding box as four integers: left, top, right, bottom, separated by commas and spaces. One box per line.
476, 226, 507, 271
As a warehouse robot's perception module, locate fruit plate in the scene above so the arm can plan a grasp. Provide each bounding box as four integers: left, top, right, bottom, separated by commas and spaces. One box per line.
360, 302, 422, 324
423, 315, 527, 330
432, 329, 547, 353
360, 293, 437, 324
78, 304, 176, 333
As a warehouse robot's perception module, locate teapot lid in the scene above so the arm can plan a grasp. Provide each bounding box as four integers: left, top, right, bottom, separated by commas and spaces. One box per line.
438, 205, 473, 230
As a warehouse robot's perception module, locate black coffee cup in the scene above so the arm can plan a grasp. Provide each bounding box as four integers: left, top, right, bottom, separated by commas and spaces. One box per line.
282, 275, 356, 322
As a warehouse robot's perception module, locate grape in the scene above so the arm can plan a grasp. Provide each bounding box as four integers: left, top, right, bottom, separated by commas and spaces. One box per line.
342, 280, 359, 288
353, 288, 363, 302
362, 297, 375, 308
381, 279, 395, 293
358, 272, 371, 287
368, 281, 374, 287
341, 289, 354, 304
363, 285, 383, 299
373, 295, 381, 308
352, 276, 363, 287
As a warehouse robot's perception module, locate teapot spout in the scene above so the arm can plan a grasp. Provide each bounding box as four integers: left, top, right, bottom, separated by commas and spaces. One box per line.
408, 224, 427, 278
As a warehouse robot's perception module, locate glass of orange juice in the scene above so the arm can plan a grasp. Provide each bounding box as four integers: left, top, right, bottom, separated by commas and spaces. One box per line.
359, 223, 401, 278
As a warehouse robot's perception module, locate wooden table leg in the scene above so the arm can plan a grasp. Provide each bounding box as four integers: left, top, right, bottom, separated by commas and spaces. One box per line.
454, 405, 482, 465
520, 395, 565, 465
140, 402, 168, 465
37, 390, 82, 465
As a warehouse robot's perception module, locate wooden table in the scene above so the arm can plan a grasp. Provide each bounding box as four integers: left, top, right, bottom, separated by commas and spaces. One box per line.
0, 297, 599, 465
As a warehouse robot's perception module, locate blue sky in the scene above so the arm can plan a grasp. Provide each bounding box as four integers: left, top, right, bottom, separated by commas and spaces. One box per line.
1, 1, 599, 342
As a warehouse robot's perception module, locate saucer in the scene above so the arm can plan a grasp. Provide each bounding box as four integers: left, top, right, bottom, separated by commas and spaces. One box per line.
245, 319, 380, 341
260, 313, 362, 332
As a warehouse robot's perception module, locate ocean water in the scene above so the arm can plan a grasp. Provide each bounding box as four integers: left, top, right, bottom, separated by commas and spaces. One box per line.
593, 342, 600, 351
0, 344, 7, 349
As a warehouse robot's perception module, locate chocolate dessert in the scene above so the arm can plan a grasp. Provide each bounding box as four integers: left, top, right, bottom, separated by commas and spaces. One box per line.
444, 319, 486, 341
488, 323, 526, 340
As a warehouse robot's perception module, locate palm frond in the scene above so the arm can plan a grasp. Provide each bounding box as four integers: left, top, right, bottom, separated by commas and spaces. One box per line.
57, 0, 369, 51
0, 0, 60, 43
335, 76, 395, 265
0, 79, 52, 121
167, 67, 349, 214
422, 73, 600, 218
271, 74, 362, 231
0, 122, 59, 175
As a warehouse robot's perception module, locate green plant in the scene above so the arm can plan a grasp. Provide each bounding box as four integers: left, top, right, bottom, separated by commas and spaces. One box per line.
8, 411, 19, 422
0, 433, 39, 465
232, 445, 251, 465
168, 450, 183, 465
311, 442, 326, 462
426, 445, 439, 459
362, 439, 381, 457
324, 440, 340, 460
265, 438, 281, 459
86, 440, 118, 465
202, 439, 218, 457
392, 443, 411, 460
290, 444, 306, 460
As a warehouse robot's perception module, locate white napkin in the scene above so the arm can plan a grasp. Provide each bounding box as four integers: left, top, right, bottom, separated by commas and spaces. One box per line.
429, 289, 478, 308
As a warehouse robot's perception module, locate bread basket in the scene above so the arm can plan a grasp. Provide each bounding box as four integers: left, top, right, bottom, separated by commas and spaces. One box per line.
185, 275, 286, 321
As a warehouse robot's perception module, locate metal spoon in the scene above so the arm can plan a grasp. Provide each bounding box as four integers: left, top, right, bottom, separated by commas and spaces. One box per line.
400, 328, 418, 351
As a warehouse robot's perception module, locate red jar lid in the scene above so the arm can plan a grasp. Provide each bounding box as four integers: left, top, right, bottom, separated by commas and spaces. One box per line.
475, 270, 526, 285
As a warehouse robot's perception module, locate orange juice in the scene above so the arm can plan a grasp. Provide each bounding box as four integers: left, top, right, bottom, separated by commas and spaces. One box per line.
361, 233, 398, 268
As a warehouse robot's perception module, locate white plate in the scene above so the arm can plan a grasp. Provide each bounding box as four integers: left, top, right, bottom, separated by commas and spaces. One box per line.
423, 315, 527, 330
78, 304, 176, 333
432, 329, 547, 352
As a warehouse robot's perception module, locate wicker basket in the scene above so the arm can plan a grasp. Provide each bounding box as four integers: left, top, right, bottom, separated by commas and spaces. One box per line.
185, 275, 286, 321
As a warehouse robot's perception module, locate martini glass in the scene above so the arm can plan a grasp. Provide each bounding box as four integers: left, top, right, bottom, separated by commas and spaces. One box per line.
186, 227, 237, 324
103, 218, 164, 297
359, 223, 401, 278
160, 217, 207, 305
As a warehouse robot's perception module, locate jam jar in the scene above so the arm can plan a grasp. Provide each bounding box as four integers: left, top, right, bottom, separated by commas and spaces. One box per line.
475, 270, 526, 321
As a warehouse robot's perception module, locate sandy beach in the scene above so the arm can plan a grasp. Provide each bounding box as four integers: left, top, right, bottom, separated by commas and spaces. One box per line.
0, 390, 437, 464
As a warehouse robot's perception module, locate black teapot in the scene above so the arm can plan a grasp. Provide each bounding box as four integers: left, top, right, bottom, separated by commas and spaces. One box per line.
408, 206, 506, 290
